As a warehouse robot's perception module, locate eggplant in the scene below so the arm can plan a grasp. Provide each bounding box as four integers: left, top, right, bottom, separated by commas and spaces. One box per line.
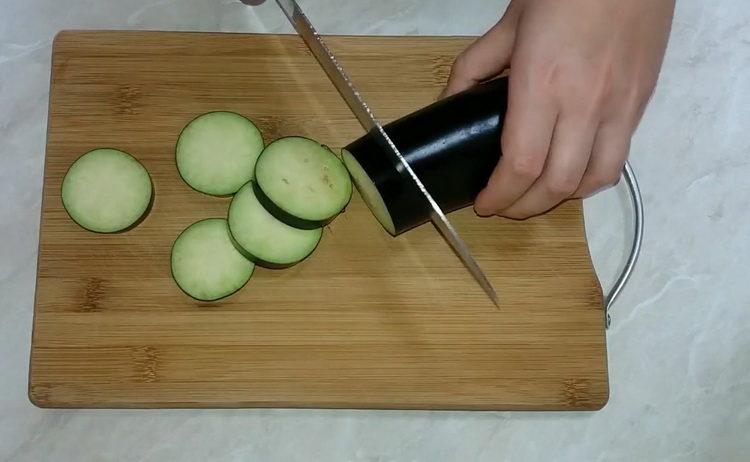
341, 76, 509, 235
255, 136, 353, 230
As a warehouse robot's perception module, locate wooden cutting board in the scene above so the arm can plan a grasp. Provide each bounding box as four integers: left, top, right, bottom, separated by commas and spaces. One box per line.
30, 31, 608, 410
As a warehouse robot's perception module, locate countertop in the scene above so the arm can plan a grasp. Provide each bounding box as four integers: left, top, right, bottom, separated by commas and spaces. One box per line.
1, 0, 748, 460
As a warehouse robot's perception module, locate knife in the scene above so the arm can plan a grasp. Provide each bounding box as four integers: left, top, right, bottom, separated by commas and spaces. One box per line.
273, 0, 500, 307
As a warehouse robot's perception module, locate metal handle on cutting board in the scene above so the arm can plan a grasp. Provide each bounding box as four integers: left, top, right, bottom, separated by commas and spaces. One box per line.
602, 161, 644, 329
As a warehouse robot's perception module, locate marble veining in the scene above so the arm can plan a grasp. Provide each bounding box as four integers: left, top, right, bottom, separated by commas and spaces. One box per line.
1, 0, 748, 460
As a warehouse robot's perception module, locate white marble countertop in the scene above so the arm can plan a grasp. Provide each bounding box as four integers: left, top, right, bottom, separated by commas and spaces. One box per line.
1, 0, 748, 460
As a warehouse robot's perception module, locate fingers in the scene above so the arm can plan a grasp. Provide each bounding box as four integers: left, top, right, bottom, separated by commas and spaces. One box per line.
575, 121, 632, 197
441, 4, 522, 98
500, 114, 598, 219
473, 77, 557, 216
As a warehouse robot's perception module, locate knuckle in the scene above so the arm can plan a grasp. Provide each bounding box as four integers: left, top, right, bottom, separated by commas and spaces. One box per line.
451, 51, 471, 75
602, 170, 623, 187
590, 168, 623, 191
501, 136, 546, 180
544, 175, 580, 197
508, 154, 545, 180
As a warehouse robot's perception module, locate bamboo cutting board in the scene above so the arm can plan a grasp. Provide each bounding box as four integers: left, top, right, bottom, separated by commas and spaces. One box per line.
30, 31, 608, 410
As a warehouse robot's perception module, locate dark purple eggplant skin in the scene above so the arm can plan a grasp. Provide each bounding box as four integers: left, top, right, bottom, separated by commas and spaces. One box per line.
343, 76, 509, 235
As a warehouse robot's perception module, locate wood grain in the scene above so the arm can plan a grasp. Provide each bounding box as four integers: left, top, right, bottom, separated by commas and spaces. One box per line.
30, 31, 608, 410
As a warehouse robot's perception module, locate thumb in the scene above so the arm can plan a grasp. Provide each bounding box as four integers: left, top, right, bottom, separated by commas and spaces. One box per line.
441, 3, 521, 98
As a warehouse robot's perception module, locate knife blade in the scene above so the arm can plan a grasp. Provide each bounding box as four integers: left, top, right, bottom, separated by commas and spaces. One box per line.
274, 0, 500, 307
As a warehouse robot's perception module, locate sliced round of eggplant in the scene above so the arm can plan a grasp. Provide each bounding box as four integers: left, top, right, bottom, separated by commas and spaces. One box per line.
228, 181, 322, 268
342, 77, 509, 235
254, 136, 352, 229
175, 111, 264, 196
61, 148, 153, 233
340, 148, 395, 235
171, 218, 255, 301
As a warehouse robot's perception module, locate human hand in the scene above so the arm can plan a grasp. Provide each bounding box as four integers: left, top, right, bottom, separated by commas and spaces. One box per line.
443, 0, 674, 219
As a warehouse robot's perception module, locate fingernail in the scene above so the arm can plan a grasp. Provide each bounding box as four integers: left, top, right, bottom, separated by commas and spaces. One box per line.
473, 204, 495, 217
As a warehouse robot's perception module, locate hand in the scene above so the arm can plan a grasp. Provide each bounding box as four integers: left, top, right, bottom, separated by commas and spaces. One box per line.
443, 0, 675, 219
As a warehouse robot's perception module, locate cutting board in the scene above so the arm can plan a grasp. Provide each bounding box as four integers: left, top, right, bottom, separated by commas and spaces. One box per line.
30, 31, 608, 410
